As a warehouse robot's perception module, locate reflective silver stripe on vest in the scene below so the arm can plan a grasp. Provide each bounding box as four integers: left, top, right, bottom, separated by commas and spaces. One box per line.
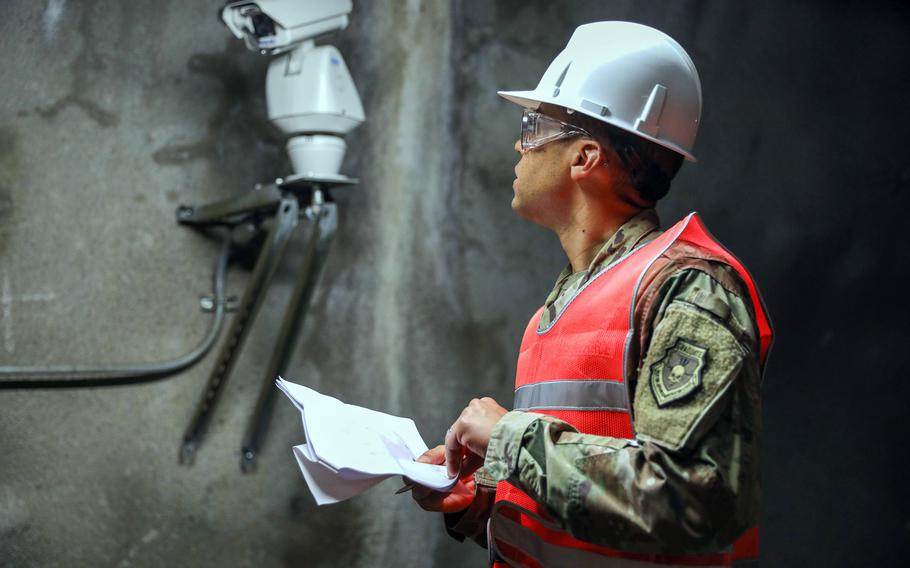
513, 379, 630, 412
489, 502, 739, 568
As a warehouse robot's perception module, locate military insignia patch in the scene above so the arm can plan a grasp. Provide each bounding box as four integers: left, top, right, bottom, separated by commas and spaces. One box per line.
649, 338, 707, 408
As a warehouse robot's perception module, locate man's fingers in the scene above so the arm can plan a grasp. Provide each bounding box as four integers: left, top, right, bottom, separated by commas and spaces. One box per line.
444, 425, 463, 478
415, 445, 445, 465
410, 476, 476, 514
413, 491, 445, 511
411, 483, 433, 501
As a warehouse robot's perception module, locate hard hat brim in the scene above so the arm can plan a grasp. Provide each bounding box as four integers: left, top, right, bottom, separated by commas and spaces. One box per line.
497, 90, 545, 111
497, 89, 697, 162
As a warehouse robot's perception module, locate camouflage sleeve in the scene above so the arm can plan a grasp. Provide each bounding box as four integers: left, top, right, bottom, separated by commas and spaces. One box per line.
484, 268, 762, 554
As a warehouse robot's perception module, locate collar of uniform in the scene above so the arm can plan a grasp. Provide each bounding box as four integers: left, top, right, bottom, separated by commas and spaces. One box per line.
542, 208, 661, 313
583, 208, 661, 279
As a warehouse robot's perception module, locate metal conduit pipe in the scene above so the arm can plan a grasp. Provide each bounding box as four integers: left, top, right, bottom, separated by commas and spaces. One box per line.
0, 236, 231, 389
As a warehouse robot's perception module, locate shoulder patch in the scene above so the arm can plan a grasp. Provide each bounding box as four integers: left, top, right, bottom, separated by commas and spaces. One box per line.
649, 338, 707, 407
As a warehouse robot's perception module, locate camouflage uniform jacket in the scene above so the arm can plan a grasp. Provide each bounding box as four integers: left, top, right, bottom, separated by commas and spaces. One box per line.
445, 209, 762, 554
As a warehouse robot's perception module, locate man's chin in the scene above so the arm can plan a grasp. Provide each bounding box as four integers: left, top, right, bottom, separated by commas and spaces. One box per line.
510, 180, 522, 211
510, 197, 530, 220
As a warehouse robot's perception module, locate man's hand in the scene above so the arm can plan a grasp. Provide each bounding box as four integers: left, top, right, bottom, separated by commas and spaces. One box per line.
410, 445, 476, 513
410, 398, 507, 513
445, 397, 508, 477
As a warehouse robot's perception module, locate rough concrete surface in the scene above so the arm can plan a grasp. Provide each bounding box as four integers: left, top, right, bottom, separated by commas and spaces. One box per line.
2, 1, 909, 567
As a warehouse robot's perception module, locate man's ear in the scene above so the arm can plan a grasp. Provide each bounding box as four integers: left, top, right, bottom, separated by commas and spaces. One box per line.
570, 140, 605, 180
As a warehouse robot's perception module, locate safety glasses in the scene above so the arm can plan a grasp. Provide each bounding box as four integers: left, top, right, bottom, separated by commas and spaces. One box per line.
520, 109, 593, 151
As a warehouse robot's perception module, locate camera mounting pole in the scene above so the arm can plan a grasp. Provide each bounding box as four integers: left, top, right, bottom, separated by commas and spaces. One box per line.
176, 174, 356, 469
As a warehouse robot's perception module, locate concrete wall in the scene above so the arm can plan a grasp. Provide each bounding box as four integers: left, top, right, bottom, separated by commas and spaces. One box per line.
2, 1, 908, 566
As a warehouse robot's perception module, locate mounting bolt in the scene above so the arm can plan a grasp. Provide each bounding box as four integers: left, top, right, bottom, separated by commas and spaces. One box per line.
200, 295, 240, 313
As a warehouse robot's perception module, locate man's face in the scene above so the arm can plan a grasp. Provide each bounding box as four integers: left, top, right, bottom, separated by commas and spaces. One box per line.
510, 110, 576, 226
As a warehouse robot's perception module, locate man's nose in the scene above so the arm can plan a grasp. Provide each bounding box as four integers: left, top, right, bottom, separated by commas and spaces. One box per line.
514, 139, 522, 154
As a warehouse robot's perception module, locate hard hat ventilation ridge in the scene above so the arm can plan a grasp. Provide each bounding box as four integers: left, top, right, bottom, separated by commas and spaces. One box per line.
552, 62, 571, 98
634, 84, 668, 138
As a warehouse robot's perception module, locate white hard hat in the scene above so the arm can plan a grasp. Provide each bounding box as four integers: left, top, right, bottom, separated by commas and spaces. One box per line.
499, 21, 702, 161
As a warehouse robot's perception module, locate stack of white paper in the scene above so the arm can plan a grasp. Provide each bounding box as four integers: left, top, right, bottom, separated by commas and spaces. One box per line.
276, 378, 459, 505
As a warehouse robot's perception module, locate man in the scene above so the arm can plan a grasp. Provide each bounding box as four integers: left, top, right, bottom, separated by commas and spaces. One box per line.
411, 22, 773, 567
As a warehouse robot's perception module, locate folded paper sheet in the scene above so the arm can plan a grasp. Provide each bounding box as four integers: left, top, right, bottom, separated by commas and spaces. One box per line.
277, 378, 459, 505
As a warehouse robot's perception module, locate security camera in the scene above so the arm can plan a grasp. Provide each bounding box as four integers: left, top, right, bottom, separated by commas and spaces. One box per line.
221, 0, 352, 54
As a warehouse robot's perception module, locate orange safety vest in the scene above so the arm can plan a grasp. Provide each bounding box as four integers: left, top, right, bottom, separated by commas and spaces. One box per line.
489, 213, 773, 568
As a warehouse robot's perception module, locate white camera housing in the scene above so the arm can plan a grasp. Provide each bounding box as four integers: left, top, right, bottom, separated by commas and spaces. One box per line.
222, 0, 352, 54
267, 42, 364, 136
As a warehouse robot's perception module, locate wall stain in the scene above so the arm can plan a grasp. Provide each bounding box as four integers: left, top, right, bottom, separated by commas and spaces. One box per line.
0, 127, 17, 161
34, 0, 119, 128
37, 94, 118, 128
0, 125, 21, 259
0, 125, 21, 226
152, 42, 281, 168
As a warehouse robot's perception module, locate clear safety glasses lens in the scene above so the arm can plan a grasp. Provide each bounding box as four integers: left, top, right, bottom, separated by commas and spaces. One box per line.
520, 109, 591, 151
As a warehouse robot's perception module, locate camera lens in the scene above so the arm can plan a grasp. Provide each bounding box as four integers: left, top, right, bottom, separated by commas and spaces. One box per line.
250, 13, 275, 37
